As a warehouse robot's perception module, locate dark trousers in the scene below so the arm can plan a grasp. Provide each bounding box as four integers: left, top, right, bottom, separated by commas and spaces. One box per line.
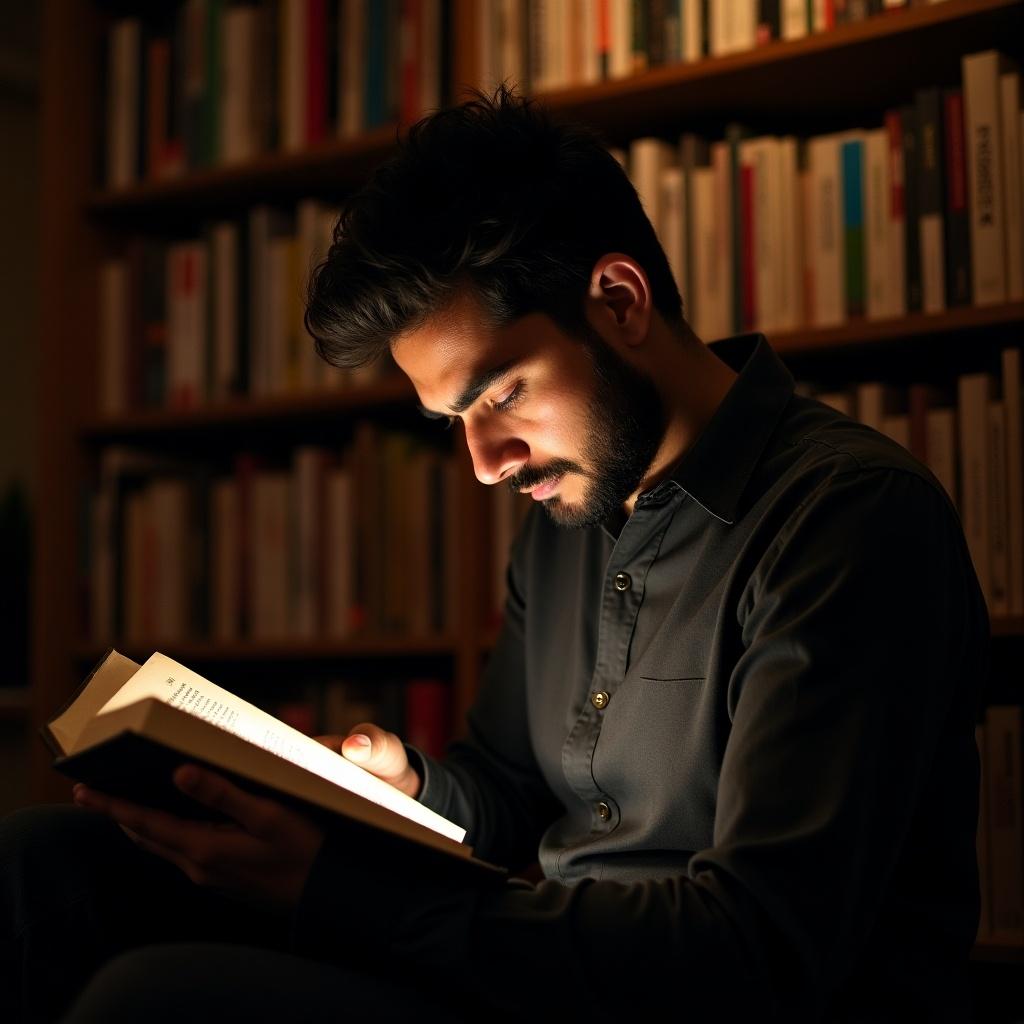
0, 804, 462, 1023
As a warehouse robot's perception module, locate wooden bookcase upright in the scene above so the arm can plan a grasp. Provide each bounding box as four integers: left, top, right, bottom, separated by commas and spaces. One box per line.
32, 5, 1024, 977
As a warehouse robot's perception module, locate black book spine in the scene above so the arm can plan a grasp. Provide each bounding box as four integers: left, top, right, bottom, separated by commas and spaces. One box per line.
942, 87, 972, 308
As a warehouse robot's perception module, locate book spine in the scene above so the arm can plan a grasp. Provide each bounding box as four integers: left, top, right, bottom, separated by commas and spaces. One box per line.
841, 135, 865, 319
962, 50, 1007, 306
943, 88, 972, 308
915, 87, 946, 314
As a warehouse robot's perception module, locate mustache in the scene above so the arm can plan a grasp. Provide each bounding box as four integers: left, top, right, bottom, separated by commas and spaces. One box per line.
508, 459, 581, 492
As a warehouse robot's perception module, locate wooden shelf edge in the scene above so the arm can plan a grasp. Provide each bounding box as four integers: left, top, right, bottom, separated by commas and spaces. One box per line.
75, 636, 461, 664
972, 939, 1024, 964
763, 303, 1024, 356
79, 375, 417, 439
87, 124, 399, 212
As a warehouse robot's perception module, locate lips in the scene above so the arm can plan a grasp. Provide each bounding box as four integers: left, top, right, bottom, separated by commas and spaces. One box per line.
524, 475, 563, 500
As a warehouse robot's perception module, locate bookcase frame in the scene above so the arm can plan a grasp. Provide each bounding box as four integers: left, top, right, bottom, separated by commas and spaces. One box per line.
31, 0, 1024, 965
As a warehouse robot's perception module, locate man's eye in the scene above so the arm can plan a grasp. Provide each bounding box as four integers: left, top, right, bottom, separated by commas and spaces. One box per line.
494, 382, 525, 413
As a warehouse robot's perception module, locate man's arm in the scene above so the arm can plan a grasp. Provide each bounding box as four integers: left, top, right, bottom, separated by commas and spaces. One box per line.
291, 468, 986, 1019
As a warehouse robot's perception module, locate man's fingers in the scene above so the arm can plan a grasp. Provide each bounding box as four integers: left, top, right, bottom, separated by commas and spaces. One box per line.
172, 764, 279, 839
340, 722, 402, 772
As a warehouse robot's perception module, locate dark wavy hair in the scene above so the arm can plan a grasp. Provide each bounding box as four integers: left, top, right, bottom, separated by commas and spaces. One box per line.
304, 84, 683, 369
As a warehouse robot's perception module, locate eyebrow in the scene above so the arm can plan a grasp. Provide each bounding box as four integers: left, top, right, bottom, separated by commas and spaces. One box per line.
416, 357, 523, 420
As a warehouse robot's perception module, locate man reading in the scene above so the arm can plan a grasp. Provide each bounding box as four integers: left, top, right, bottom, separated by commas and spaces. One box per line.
2, 88, 986, 1022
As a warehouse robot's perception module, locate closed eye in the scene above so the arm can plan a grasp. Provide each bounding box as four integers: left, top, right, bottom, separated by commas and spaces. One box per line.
493, 381, 525, 413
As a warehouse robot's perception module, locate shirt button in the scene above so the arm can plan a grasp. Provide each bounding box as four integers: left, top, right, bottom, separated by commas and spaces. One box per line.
596, 801, 611, 821
613, 572, 631, 592
591, 690, 609, 710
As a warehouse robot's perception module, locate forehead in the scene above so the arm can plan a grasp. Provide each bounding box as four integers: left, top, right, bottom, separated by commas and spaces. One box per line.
391, 291, 557, 400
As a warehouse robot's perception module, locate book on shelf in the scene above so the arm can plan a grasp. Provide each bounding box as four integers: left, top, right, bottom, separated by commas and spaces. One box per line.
42, 648, 499, 875
86, 434, 462, 646
102, 0, 451, 186
799, 343, 1024, 618
470, 0, 930, 95
613, 48, 1022, 342
976, 706, 1024, 945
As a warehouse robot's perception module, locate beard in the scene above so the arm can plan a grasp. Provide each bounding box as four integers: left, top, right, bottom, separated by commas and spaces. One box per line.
508, 331, 666, 529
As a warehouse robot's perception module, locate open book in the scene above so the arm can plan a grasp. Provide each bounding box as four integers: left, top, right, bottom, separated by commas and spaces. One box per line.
43, 649, 501, 876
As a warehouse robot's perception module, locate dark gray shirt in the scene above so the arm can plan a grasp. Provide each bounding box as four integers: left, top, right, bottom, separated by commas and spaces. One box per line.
293, 334, 988, 1022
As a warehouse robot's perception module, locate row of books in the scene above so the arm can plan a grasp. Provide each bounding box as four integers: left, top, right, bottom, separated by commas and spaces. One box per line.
620, 50, 1023, 341
105, 0, 451, 188
475, 0, 955, 96
271, 675, 453, 759
97, 199, 396, 415
86, 428, 462, 645
977, 707, 1024, 945
799, 346, 1024, 618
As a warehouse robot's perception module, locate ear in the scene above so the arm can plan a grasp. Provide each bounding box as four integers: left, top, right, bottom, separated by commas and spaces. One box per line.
584, 253, 652, 350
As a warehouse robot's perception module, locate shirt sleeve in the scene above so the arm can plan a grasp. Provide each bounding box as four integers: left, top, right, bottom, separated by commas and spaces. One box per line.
290, 467, 986, 1020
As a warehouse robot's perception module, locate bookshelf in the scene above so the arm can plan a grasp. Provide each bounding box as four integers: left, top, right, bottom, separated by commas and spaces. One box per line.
31, 0, 1024, 994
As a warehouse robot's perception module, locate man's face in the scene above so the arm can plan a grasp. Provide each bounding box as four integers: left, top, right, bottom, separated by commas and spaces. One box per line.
392, 294, 665, 528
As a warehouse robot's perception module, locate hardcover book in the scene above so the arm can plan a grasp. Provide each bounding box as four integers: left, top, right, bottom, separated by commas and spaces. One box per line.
42, 649, 501, 877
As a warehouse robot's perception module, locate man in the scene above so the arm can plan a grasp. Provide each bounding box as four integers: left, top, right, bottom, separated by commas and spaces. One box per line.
3, 88, 986, 1022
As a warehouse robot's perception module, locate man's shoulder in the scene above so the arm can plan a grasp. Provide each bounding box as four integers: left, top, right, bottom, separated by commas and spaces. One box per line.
763, 393, 946, 496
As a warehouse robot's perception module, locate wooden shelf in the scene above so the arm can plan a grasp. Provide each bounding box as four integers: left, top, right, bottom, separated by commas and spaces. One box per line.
972, 940, 1024, 964
75, 636, 460, 665
86, 124, 399, 216
80, 374, 417, 441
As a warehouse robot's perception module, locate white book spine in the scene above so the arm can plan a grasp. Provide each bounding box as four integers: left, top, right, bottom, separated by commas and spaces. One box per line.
808, 134, 845, 328
630, 138, 674, 234
781, 0, 807, 40
296, 200, 325, 391
660, 166, 687, 302
682, 0, 702, 63
610, 0, 632, 79
963, 51, 1008, 305
252, 473, 292, 639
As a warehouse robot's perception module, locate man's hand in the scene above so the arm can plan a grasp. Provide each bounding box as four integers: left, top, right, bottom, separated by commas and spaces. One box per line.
72, 763, 325, 912
315, 723, 422, 798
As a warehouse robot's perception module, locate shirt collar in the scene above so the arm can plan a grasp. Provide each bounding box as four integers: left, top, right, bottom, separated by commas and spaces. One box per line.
640, 333, 795, 526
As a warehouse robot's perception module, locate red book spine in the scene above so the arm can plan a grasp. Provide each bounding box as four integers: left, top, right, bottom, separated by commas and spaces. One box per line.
598, 0, 610, 79
306, 0, 328, 145
741, 163, 756, 331
885, 109, 903, 222
404, 678, 451, 760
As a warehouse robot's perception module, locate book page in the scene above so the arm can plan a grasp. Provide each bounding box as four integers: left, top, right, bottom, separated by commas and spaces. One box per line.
97, 652, 465, 843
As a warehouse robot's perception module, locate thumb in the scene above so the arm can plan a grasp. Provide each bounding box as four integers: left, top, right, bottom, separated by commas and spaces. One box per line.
340, 723, 414, 790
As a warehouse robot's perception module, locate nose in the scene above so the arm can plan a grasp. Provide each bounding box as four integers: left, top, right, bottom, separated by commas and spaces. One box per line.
463, 420, 529, 485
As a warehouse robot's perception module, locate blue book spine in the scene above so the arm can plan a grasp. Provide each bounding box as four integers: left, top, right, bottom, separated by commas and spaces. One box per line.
841, 138, 865, 318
